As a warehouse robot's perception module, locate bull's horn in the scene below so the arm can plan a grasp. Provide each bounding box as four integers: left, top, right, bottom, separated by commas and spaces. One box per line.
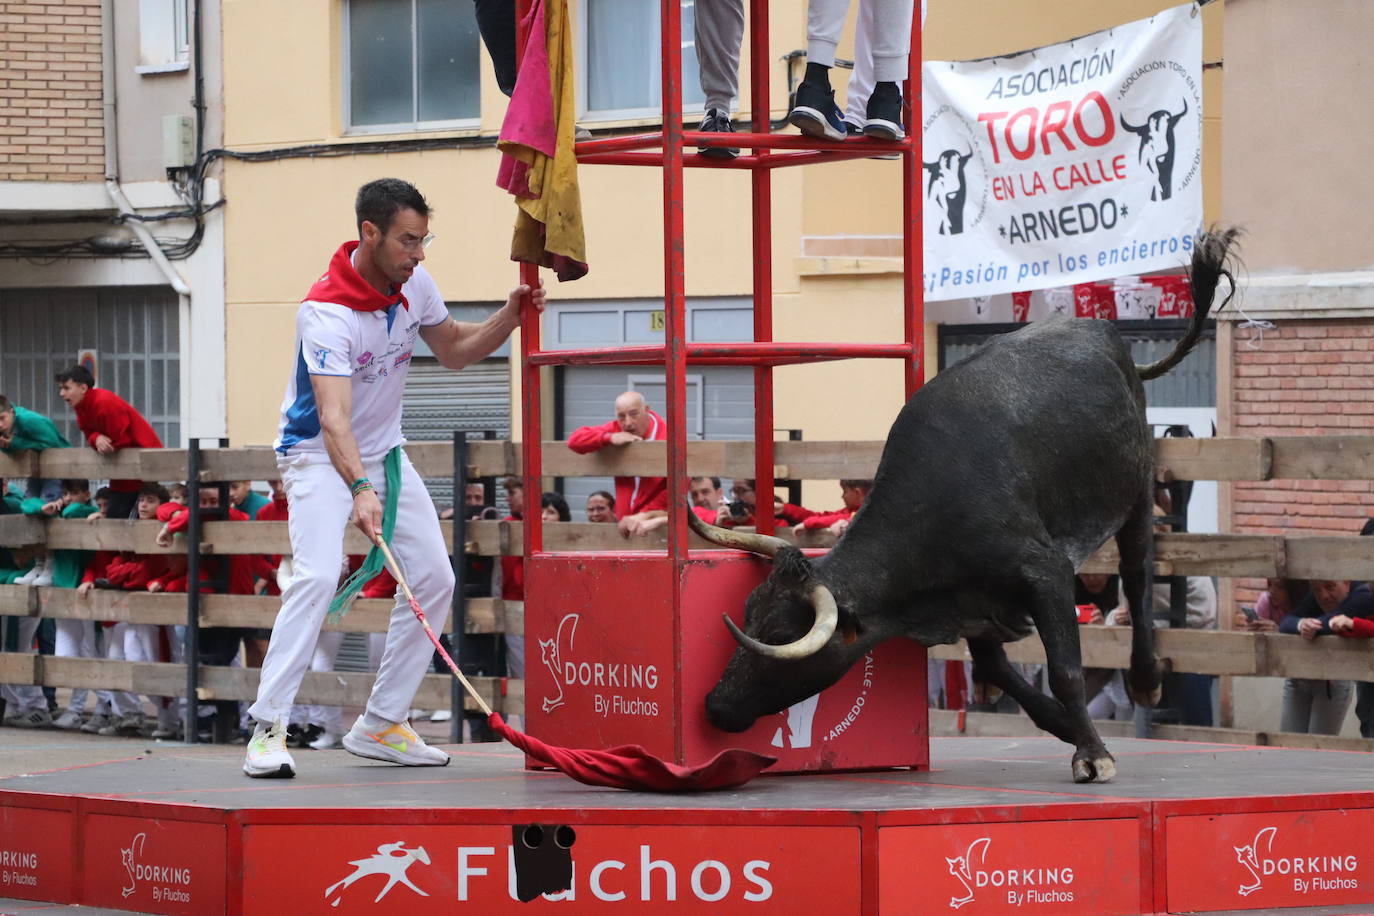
723, 583, 839, 660
686, 505, 790, 557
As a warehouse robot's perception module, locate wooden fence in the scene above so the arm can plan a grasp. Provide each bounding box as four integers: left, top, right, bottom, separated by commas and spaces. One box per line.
2, 436, 1373, 744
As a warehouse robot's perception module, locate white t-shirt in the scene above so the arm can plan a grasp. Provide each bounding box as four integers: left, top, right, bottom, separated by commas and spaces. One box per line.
274, 263, 449, 457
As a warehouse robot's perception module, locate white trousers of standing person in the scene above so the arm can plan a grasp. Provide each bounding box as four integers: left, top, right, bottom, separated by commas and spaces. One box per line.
248, 450, 454, 727
99, 622, 144, 717
55, 618, 98, 714
842, 0, 921, 127
807, 0, 914, 84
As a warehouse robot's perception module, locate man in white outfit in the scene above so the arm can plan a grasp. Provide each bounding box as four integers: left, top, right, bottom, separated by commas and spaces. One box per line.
243, 178, 545, 778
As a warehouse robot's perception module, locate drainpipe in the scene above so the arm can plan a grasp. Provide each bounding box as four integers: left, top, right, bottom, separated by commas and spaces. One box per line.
101, 0, 191, 296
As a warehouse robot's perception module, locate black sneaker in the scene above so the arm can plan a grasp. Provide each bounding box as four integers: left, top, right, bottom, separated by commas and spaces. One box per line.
789, 79, 846, 141
863, 81, 905, 141
698, 108, 739, 160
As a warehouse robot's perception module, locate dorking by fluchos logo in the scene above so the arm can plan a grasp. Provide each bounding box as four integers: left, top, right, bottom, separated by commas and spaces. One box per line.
1234, 826, 1360, 897
120, 833, 192, 904
945, 837, 1075, 909
540, 613, 661, 719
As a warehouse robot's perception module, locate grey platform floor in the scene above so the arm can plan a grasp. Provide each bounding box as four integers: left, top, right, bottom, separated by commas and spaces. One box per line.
1, 728, 1372, 812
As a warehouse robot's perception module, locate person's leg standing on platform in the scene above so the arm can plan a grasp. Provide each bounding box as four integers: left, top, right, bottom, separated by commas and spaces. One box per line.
694, 0, 744, 159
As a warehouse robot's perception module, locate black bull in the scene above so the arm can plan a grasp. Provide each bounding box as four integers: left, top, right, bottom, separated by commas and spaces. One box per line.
690, 230, 1238, 783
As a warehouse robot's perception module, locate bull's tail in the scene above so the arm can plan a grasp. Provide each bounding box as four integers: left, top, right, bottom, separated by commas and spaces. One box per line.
1136, 228, 1240, 381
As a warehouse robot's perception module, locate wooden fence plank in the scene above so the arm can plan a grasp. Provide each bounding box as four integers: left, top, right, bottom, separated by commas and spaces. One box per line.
1155, 437, 1271, 482
17, 436, 1374, 484
1270, 436, 1374, 480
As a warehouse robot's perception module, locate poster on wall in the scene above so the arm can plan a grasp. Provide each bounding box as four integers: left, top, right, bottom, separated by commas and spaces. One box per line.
922, 2, 1203, 303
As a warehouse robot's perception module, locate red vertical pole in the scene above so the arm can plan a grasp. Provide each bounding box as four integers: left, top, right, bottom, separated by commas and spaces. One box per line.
749, 0, 776, 534
902, 6, 923, 399
515, 0, 543, 554
661, 0, 688, 562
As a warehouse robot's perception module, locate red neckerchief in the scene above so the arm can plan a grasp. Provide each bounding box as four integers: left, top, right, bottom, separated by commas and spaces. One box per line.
304, 241, 410, 312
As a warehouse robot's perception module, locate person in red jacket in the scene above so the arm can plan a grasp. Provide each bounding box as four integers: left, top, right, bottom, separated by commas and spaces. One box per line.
567, 391, 670, 534
715, 478, 813, 529
55, 364, 163, 519
795, 478, 873, 538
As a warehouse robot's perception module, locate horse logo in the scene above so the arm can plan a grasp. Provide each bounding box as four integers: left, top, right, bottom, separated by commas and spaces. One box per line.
1235, 826, 1276, 897
120, 832, 146, 898
947, 837, 991, 909
324, 841, 431, 907
541, 613, 579, 713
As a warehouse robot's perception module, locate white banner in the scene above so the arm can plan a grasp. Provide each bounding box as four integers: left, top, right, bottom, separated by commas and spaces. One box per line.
921, 3, 1203, 302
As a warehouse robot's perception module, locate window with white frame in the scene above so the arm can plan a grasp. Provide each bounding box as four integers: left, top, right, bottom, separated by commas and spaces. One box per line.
346, 0, 481, 133
137, 0, 189, 73
580, 0, 706, 121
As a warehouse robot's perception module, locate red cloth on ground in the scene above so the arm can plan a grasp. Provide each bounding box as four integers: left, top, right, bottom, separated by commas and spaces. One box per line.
72, 387, 162, 492
488, 712, 776, 792
566, 410, 669, 518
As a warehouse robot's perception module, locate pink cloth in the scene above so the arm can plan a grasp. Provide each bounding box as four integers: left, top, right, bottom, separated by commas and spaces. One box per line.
496, 0, 555, 201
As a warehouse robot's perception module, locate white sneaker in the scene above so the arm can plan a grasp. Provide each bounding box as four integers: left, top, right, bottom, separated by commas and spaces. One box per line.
53, 709, 84, 730
81, 713, 111, 734
4, 708, 53, 728
243, 720, 296, 778
430, 709, 452, 723
342, 716, 449, 767
29, 559, 53, 587
309, 730, 343, 750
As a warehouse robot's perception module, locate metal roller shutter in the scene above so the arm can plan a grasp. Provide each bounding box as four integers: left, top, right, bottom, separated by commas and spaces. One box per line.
400, 356, 511, 510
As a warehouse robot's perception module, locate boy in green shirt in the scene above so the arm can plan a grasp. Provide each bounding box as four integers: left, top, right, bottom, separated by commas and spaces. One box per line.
0, 395, 72, 586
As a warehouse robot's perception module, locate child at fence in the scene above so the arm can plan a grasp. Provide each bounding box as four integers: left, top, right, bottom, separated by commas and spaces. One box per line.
1, 395, 71, 587
55, 364, 163, 520
44, 480, 103, 730
793, 478, 872, 539
158, 487, 276, 739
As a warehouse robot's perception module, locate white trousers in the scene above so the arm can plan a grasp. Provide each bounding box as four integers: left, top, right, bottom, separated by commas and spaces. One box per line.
97, 622, 144, 717
55, 618, 98, 714
248, 450, 454, 725
807, 0, 914, 83
1, 616, 44, 713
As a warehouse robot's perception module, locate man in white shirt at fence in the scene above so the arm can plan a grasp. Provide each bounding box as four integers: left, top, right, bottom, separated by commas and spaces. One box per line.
243, 178, 545, 778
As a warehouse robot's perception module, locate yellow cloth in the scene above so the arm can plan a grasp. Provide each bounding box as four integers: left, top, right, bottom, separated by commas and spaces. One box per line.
498, 0, 587, 281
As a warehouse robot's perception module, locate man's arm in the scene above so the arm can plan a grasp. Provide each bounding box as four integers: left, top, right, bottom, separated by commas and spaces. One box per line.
311, 374, 384, 540
419, 281, 546, 371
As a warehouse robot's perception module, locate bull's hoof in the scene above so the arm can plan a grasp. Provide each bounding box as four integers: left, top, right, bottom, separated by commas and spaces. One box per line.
1072, 753, 1116, 783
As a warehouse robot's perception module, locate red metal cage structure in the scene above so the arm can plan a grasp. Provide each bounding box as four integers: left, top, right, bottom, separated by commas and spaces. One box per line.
514, 0, 927, 773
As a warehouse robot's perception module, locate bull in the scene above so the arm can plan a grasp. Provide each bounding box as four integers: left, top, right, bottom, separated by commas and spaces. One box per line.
689, 229, 1238, 783
1120, 99, 1189, 202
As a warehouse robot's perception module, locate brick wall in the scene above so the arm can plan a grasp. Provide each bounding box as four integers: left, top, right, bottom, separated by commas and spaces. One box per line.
1231, 318, 1374, 606
0, 0, 104, 182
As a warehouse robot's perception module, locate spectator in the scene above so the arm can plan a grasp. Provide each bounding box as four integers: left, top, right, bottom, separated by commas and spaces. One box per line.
47, 480, 102, 730
490, 477, 526, 729
585, 490, 616, 523
541, 491, 571, 522
1235, 577, 1303, 634
715, 478, 813, 529
1072, 573, 1130, 720
0, 394, 70, 506
1269, 579, 1368, 736
788, 0, 916, 142
567, 391, 669, 525
55, 364, 163, 519
1277, 579, 1371, 735
229, 480, 270, 519
795, 478, 872, 538
1327, 577, 1374, 738
688, 477, 723, 522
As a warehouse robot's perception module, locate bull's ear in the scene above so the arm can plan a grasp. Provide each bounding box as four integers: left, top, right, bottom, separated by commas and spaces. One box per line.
839, 606, 862, 645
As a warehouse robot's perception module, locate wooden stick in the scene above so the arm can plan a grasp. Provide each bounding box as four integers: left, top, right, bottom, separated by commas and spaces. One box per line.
373, 534, 493, 717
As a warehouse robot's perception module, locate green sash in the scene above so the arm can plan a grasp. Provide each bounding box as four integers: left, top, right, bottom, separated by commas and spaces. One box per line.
327, 446, 401, 622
